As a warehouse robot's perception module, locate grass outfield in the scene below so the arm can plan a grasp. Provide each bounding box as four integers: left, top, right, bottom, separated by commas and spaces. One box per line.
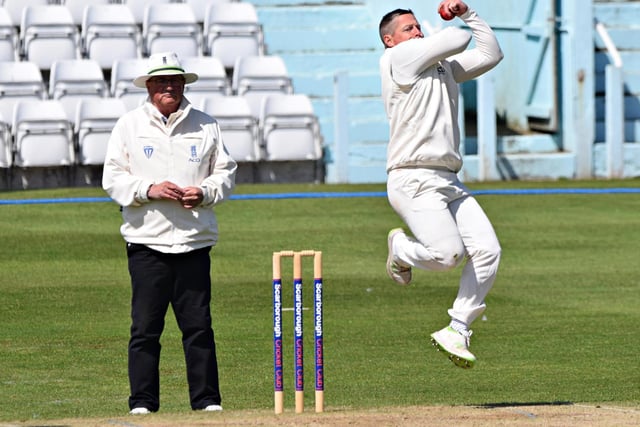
1, 180, 639, 423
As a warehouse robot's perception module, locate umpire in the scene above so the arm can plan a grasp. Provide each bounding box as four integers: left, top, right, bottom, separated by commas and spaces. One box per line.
102, 52, 237, 414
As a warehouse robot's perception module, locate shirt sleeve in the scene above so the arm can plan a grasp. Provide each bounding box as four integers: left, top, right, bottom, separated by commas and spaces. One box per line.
388, 26, 472, 86
101, 116, 154, 207
447, 9, 504, 83
199, 121, 237, 208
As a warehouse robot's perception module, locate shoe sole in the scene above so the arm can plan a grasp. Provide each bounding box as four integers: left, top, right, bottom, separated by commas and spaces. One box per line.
430, 337, 475, 369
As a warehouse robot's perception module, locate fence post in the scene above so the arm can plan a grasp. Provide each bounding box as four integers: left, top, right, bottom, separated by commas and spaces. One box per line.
331, 71, 350, 183
477, 74, 498, 181
605, 64, 624, 178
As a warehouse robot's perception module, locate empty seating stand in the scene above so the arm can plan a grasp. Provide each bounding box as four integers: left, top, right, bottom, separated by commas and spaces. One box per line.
0, 61, 47, 129
0, 0, 327, 189
82, 4, 141, 70
143, 3, 201, 58
201, 94, 260, 163
12, 99, 75, 167
0, 7, 18, 62
182, 56, 231, 106
75, 98, 127, 166
19, 5, 80, 70
232, 55, 293, 117
204, 2, 264, 70
260, 94, 322, 161
49, 58, 108, 122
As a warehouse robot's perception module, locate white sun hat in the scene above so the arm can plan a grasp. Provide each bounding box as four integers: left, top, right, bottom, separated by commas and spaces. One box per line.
133, 52, 199, 88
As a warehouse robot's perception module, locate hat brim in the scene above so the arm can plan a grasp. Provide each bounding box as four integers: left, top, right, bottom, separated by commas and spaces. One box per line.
133, 70, 198, 88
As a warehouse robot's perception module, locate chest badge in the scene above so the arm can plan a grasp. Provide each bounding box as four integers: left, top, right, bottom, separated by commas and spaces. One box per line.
143, 146, 154, 159
189, 145, 201, 163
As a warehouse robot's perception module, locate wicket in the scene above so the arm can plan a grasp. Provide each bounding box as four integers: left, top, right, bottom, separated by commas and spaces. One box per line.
272, 250, 324, 414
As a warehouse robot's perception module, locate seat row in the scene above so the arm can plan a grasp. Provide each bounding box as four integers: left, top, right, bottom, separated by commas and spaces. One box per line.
0, 54, 294, 126
0, 93, 323, 170
0, 0, 264, 70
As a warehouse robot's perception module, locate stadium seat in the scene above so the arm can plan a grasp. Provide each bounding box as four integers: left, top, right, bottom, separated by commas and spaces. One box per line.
12, 100, 75, 167
232, 55, 293, 117
260, 94, 323, 161
19, 5, 80, 70
204, 2, 264, 69
143, 3, 201, 58
0, 8, 18, 62
181, 56, 231, 106
3, 0, 49, 28
123, 0, 175, 27
0, 114, 10, 168
183, 0, 232, 25
0, 61, 47, 129
75, 98, 127, 165
49, 59, 108, 123
200, 95, 261, 162
65, 0, 113, 27
111, 58, 148, 111
82, 4, 141, 70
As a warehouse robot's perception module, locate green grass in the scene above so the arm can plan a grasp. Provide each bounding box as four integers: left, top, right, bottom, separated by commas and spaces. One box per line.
1, 180, 639, 422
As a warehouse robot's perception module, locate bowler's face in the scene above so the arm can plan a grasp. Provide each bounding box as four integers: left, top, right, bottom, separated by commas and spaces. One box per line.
384, 14, 424, 47
146, 76, 185, 114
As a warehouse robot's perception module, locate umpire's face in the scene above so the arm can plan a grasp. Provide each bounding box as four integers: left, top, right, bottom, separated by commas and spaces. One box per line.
146, 75, 186, 115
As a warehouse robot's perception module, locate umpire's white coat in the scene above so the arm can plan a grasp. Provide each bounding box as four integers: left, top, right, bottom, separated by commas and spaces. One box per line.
102, 99, 237, 254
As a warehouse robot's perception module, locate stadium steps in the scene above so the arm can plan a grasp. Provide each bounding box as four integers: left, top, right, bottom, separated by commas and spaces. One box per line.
254, 0, 389, 183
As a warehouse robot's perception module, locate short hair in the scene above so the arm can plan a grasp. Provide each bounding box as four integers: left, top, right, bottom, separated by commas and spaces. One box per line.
379, 9, 415, 46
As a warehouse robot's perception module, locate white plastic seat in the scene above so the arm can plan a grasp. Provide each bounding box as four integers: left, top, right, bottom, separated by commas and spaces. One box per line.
0, 8, 18, 62
0, 114, 10, 168
75, 98, 127, 165
3, 0, 50, 28
111, 58, 149, 111
20, 5, 80, 70
204, 2, 264, 69
232, 55, 293, 117
201, 95, 260, 162
184, 0, 232, 25
65, 0, 113, 27
82, 4, 141, 70
181, 56, 231, 106
124, 0, 176, 27
0, 61, 47, 128
143, 3, 201, 58
12, 100, 75, 167
260, 94, 323, 161
49, 59, 108, 123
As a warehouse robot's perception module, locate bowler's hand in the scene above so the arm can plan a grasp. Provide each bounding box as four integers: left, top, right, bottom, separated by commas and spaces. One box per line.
438, 0, 468, 19
180, 186, 204, 209
148, 181, 185, 201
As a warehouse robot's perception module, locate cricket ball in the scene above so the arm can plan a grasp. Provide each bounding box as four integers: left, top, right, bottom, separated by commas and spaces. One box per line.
438, 3, 455, 21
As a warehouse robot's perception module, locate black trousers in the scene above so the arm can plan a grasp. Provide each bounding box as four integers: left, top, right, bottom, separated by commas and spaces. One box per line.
126, 243, 221, 411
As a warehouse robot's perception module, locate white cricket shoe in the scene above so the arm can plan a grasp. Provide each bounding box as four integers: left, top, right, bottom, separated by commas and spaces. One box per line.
430, 326, 476, 369
203, 404, 223, 412
129, 407, 151, 415
386, 228, 412, 285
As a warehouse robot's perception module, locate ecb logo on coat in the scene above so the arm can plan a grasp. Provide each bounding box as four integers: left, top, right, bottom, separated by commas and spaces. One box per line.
143, 146, 154, 159
189, 145, 201, 162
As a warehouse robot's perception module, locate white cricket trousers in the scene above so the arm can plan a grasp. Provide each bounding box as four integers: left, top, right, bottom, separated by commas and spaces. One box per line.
387, 168, 501, 326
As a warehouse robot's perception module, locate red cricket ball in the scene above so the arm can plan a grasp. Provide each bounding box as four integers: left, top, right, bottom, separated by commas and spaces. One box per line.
438, 3, 455, 21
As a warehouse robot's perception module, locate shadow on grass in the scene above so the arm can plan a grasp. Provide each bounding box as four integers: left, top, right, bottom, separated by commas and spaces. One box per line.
477, 401, 574, 408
